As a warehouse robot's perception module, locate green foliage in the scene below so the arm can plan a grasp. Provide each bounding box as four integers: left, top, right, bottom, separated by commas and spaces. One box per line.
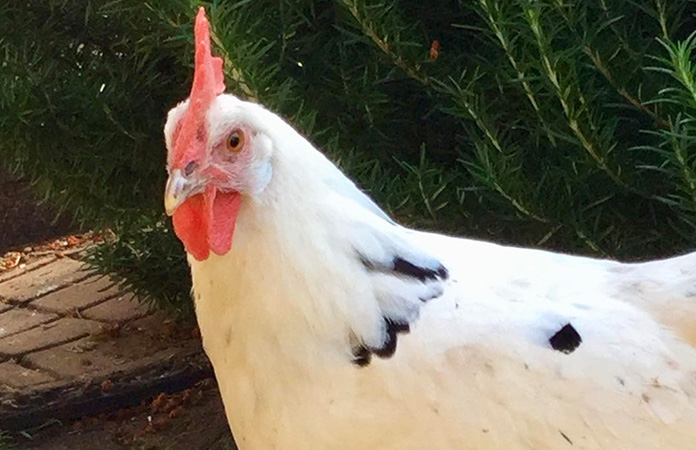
0, 0, 193, 312
0, 431, 15, 450
1, 0, 695, 311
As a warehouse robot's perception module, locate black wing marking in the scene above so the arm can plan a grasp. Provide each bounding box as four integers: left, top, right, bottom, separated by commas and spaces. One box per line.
352, 319, 411, 366
549, 323, 582, 354
393, 257, 449, 281
369, 319, 410, 358
352, 250, 448, 367
360, 255, 449, 282
351, 345, 372, 367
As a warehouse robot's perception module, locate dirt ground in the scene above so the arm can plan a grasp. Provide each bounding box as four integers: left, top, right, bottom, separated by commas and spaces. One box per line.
7, 378, 237, 450
0, 172, 76, 254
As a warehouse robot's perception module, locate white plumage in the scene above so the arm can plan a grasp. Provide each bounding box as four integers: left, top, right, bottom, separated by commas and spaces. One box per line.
163, 92, 696, 450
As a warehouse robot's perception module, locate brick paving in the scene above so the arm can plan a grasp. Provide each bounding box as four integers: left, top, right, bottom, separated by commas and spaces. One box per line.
32, 274, 121, 313
0, 253, 210, 431
0, 360, 57, 388
0, 255, 56, 284
0, 257, 89, 305
0, 308, 57, 339
0, 317, 103, 356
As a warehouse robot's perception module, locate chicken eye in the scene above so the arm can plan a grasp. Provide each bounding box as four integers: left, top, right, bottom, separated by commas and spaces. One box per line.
226, 130, 244, 152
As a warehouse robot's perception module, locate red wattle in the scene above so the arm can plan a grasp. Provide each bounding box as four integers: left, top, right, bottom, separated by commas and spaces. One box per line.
208, 189, 241, 256
171, 188, 241, 261
172, 194, 210, 261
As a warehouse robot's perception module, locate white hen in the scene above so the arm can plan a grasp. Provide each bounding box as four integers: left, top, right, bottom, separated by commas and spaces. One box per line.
163, 8, 696, 450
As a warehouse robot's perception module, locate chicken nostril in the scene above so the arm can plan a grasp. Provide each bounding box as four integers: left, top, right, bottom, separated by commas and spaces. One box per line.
184, 161, 197, 176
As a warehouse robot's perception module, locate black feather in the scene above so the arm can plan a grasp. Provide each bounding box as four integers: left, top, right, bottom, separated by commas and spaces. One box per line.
549, 323, 582, 354
351, 345, 372, 367
360, 253, 448, 282
392, 257, 448, 281
352, 319, 411, 366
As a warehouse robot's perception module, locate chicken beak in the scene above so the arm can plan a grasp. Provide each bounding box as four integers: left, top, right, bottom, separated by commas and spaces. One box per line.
164, 169, 204, 216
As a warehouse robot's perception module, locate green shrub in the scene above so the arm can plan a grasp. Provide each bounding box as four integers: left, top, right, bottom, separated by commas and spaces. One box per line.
1, 0, 694, 312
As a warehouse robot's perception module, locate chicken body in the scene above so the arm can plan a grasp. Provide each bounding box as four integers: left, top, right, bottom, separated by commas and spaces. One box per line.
179, 97, 696, 450
164, 10, 696, 449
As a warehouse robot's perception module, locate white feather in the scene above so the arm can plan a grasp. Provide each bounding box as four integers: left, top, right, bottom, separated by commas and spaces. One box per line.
166, 95, 696, 450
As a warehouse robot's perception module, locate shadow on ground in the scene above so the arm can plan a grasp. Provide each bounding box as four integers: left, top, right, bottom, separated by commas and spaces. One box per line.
11, 378, 236, 450
0, 171, 76, 254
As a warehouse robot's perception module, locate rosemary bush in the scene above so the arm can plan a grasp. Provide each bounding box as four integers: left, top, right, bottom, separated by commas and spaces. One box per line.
1, 0, 694, 311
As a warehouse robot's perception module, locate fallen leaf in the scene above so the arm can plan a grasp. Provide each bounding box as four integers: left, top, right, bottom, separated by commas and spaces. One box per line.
101, 379, 113, 392
429, 40, 440, 61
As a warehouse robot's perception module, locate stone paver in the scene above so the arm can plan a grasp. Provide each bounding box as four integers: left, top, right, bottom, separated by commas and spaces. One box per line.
0, 308, 58, 339
32, 275, 120, 313
81, 293, 146, 322
0, 258, 89, 305
0, 317, 102, 356
0, 255, 56, 284
23, 338, 124, 380
0, 243, 210, 435
0, 360, 56, 388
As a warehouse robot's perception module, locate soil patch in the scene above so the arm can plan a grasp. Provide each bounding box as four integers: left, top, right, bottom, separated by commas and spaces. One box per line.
10, 378, 236, 450
0, 172, 76, 254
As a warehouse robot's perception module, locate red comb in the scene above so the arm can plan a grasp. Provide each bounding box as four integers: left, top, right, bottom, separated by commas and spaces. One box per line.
172, 7, 225, 167
192, 7, 225, 103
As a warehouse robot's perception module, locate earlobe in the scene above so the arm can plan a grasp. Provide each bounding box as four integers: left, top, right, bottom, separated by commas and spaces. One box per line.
246, 133, 274, 195
251, 163, 273, 195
